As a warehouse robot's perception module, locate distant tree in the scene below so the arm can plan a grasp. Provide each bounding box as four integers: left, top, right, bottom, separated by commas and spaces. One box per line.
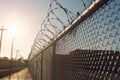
3, 57, 9, 60
18, 57, 24, 63
0, 57, 2, 59
11, 58, 14, 61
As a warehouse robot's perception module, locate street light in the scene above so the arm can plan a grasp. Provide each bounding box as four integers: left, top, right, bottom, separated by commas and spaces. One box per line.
8, 26, 18, 80
8, 22, 20, 80
11, 38, 15, 60
8, 26, 19, 60
9, 38, 15, 80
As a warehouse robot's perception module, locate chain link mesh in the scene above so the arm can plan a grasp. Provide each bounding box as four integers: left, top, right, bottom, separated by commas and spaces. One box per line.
28, 0, 120, 80
55, 50, 120, 80
56, 0, 120, 55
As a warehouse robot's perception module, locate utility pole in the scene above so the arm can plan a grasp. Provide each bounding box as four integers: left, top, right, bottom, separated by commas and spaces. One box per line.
0, 26, 7, 56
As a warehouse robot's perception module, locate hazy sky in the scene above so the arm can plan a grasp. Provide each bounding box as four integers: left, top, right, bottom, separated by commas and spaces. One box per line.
0, 0, 83, 59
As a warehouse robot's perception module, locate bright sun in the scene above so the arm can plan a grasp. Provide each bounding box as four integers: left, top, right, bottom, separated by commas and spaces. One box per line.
7, 21, 20, 38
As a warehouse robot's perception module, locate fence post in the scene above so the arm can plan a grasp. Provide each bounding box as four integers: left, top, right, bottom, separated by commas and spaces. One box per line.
36, 58, 38, 80
52, 43, 56, 80
41, 53, 43, 80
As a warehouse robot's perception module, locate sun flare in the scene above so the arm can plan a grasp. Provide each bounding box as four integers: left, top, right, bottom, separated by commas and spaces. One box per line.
7, 21, 20, 38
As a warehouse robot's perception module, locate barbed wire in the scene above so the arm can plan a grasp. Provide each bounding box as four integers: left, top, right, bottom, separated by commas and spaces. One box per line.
30, 0, 94, 59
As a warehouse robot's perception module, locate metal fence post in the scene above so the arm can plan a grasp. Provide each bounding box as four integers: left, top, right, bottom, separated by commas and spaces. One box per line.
36, 58, 37, 80
52, 43, 56, 80
41, 53, 43, 80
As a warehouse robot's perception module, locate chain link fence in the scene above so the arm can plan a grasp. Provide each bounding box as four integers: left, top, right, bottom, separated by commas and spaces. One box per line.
28, 0, 120, 80
29, 45, 55, 80
55, 50, 120, 80
56, 0, 120, 55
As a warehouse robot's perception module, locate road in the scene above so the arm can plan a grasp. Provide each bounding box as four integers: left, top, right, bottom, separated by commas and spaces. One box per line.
1, 68, 32, 80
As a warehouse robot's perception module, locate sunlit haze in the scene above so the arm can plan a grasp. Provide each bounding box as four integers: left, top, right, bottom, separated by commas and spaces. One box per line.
0, 0, 81, 59
7, 21, 21, 38
0, 0, 50, 59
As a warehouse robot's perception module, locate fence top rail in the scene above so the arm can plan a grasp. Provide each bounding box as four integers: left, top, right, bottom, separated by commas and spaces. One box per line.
29, 0, 109, 61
